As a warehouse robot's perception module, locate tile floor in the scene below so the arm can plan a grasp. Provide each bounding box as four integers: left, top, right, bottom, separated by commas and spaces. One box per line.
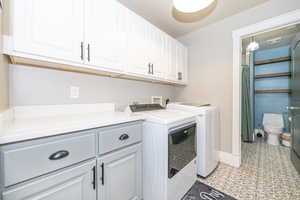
198, 139, 300, 200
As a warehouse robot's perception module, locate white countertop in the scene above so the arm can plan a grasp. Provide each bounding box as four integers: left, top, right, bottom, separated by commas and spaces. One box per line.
0, 111, 145, 145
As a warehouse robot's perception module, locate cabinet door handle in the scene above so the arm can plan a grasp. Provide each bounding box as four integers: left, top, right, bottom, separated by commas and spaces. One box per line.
148, 63, 151, 74
80, 42, 84, 60
101, 163, 105, 185
119, 134, 130, 141
151, 64, 154, 74
92, 166, 96, 190
49, 150, 69, 160
178, 72, 182, 80
87, 44, 91, 62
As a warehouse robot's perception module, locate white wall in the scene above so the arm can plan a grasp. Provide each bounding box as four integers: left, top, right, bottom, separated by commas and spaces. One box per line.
9, 65, 177, 110
7, 0, 300, 154
175, 0, 300, 153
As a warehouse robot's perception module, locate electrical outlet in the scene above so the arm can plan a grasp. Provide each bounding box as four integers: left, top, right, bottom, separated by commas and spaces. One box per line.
70, 86, 80, 99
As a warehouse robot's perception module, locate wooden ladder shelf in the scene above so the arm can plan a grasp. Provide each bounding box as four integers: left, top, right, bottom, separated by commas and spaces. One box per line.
255, 72, 292, 79
255, 56, 291, 66
255, 89, 291, 94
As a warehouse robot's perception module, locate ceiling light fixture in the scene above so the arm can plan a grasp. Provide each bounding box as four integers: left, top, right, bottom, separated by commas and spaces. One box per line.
247, 37, 259, 52
173, 0, 215, 13
267, 37, 282, 45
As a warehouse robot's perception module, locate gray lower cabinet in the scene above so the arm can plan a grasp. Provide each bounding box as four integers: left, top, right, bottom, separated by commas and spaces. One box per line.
98, 143, 142, 200
2, 160, 97, 200
0, 121, 143, 200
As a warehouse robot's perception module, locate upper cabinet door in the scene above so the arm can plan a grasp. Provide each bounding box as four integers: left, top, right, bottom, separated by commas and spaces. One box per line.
13, 0, 84, 63
177, 43, 188, 83
165, 37, 178, 81
148, 26, 167, 78
85, 0, 127, 72
165, 39, 188, 84
126, 11, 151, 76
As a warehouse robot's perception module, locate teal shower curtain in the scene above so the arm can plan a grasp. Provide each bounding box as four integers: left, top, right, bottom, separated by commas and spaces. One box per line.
241, 66, 253, 142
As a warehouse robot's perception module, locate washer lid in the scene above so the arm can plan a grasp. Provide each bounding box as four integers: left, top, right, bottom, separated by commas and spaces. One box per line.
167, 103, 216, 114
178, 102, 211, 107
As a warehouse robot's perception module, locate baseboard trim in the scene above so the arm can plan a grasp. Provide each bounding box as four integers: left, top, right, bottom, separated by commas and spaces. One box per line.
218, 151, 241, 168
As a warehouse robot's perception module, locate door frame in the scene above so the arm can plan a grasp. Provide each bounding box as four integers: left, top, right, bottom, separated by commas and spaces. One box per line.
232, 9, 300, 167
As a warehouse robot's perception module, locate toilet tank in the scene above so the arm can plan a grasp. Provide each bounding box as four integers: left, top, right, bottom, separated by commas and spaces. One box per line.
263, 113, 284, 128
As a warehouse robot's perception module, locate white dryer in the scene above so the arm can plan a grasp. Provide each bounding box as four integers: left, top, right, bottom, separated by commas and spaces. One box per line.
167, 103, 220, 178
126, 104, 197, 200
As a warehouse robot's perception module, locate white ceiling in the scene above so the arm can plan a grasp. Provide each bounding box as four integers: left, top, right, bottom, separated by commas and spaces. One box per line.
118, 0, 270, 37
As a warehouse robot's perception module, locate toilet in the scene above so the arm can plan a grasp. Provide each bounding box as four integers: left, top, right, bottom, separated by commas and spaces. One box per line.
263, 113, 284, 145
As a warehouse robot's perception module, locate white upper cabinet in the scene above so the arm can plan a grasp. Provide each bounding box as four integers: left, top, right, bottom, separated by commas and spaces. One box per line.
85, 0, 127, 72
126, 18, 168, 79
165, 37, 178, 81
176, 43, 188, 84
126, 11, 150, 76
6, 0, 188, 85
12, 0, 84, 63
148, 26, 167, 78
165, 38, 188, 84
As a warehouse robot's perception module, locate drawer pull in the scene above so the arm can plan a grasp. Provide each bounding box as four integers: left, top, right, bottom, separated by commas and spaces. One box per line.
119, 134, 130, 141
49, 150, 69, 160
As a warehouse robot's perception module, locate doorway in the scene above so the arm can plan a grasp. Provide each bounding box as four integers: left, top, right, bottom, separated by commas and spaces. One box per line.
241, 25, 299, 146
232, 9, 300, 167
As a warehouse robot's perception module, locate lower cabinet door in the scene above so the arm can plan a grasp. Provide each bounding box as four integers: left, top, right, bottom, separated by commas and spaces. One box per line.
98, 144, 142, 200
3, 160, 97, 200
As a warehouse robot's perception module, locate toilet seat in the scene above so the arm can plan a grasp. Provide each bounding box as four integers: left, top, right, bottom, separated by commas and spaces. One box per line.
264, 126, 283, 134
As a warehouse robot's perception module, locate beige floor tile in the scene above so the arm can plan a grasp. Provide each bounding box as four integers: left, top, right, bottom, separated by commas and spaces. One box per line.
197, 139, 300, 200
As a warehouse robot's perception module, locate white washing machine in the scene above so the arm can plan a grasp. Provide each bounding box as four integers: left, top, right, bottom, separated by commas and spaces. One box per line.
167, 103, 220, 178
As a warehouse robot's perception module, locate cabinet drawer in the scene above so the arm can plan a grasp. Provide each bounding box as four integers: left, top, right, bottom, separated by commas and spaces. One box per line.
3, 133, 96, 187
98, 124, 142, 154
